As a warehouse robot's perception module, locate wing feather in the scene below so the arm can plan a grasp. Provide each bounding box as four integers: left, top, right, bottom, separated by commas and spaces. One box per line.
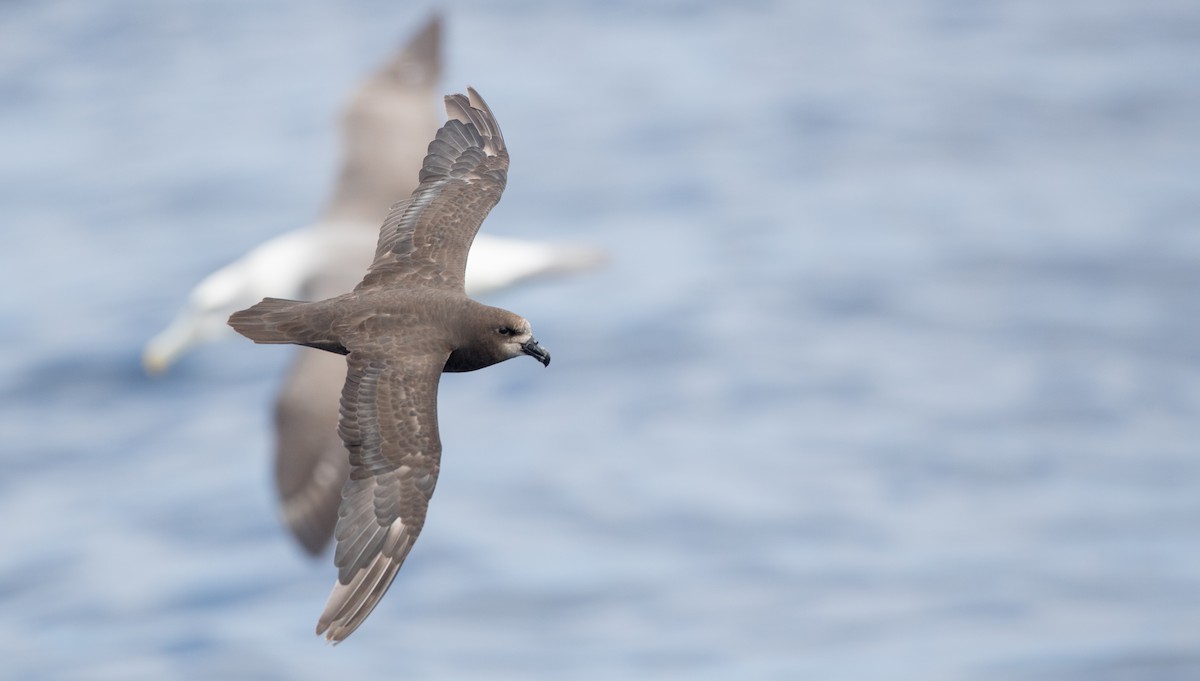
316, 351, 447, 643
354, 88, 509, 293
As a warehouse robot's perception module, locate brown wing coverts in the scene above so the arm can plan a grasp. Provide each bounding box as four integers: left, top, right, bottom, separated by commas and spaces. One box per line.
316, 352, 446, 642
355, 88, 509, 293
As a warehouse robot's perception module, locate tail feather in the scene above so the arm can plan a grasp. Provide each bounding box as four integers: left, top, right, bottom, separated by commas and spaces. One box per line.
228, 298, 348, 355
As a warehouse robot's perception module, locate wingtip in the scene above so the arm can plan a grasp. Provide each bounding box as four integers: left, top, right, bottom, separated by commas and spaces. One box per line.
141, 346, 171, 376
142, 323, 194, 376
381, 12, 443, 84
444, 86, 485, 111
443, 86, 504, 151
420, 11, 442, 37
404, 12, 442, 63
314, 545, 407, 643
465, 86, 490, 116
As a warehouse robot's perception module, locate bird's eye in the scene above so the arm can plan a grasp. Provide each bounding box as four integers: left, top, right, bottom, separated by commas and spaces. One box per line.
498, 326, 514, 336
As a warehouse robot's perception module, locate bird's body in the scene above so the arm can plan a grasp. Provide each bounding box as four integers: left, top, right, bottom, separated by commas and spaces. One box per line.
239, 287, 524, 360
229, 88, 549, 643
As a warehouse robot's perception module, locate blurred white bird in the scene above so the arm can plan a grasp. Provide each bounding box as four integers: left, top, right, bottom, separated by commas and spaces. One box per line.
144, 15, 605, 555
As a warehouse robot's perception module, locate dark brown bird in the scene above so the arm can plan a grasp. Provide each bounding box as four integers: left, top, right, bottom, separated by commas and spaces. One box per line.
229, 88, 550, 643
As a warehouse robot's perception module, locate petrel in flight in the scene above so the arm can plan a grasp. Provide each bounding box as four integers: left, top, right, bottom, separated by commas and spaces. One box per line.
229, 88, 549, 642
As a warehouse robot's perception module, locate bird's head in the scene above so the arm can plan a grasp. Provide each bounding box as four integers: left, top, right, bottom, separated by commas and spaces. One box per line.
445, 307, 550, 373
492, 314, 550, 367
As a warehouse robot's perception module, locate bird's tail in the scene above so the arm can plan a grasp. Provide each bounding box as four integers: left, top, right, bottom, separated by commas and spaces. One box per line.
228, 298, 348, 355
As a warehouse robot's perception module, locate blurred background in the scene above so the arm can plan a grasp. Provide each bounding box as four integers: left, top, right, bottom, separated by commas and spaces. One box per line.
2, 0, 1199, 679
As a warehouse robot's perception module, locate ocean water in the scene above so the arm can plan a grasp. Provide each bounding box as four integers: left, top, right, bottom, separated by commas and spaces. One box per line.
1, 1, 1199, 679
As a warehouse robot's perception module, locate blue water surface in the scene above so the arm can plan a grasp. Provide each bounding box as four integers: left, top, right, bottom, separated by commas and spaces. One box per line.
1, 1, 1199, 679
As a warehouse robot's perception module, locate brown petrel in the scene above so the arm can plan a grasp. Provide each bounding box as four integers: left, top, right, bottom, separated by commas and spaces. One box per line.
229, 88, 550, 643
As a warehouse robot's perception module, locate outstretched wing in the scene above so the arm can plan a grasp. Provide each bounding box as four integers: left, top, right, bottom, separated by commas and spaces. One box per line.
273, 348, 350, 556
323, 15, 442, 225
316, 350, 448, 642
354, 87, 509, 293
